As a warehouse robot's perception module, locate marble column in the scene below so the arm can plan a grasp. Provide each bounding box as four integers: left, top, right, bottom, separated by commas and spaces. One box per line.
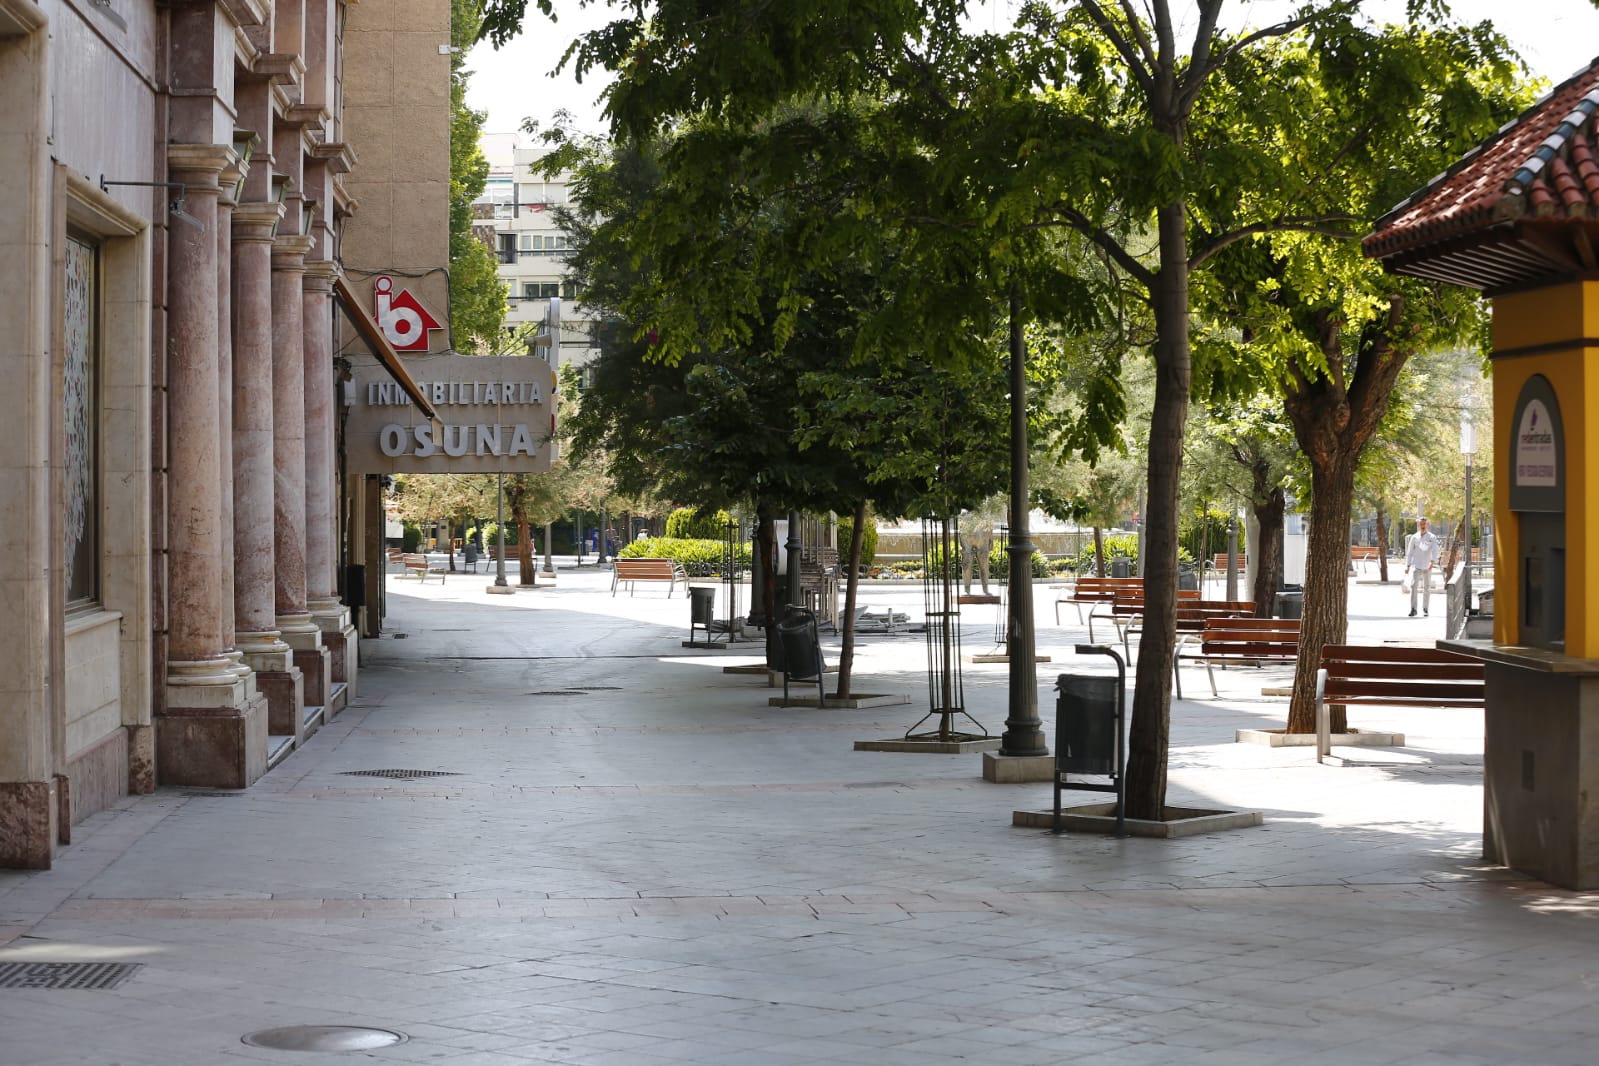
231, 201, 302, 737
158, 145, 267, 789
302, 261, 354, 704
215, 168, 248, 685
271, 234, 330, 709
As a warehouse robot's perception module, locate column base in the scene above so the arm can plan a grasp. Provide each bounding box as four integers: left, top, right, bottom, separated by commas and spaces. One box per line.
154, 692, 269, 789
0, 780, 58, 869
319, 622, 358, 706
294, 646, 331, 710
982, 752, 1056, 783
255, 668, 306, 740
238, 630, 294, 674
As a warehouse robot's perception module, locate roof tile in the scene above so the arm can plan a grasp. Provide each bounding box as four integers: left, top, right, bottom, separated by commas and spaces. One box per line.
1364, 57, 1599, 260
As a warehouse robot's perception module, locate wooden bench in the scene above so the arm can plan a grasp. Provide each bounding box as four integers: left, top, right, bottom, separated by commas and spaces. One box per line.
1175, 617, 1301, 699
399, 552, 446, 583
611, 557, 688, 597
1350, 545, 1382, 572
1093, 587, 1200, 647
1314, 644, 1485, 762
1206, 553, 1246, 573
1055, 575, 1141, 625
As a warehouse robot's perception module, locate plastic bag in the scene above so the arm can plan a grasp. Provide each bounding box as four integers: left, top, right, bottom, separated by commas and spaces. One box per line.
1401, 574, 1412, 594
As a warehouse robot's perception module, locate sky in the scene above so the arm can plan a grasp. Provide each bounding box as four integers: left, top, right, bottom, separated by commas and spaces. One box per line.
465, 1, 1599, 145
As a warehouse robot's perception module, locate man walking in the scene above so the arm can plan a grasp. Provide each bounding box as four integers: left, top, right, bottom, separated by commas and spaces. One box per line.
1404, 517, 1441, 617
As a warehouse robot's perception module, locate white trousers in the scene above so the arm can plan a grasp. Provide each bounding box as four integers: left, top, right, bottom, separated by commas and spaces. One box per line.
1409, 567, 1432, 613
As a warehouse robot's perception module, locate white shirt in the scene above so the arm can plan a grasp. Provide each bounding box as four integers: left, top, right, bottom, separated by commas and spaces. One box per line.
1404, 528, 1439, 570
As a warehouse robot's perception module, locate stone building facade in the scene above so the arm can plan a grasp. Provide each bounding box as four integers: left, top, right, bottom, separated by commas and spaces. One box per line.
0, 0, 449, 869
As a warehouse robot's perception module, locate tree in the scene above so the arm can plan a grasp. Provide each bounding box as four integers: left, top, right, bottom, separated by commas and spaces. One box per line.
1196, 28, 1528, 734
449, 0, 507, 352
476, 0, 1521, 820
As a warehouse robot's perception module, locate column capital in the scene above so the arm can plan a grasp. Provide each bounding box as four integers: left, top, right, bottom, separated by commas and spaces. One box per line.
303, 259, 338, 291
232, 201, 285, 243
167, 143, 238, 185
271, 234, 316, 270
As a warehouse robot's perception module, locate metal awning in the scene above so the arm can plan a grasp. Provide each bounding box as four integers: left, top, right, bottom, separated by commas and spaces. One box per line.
332, 274, 436, 419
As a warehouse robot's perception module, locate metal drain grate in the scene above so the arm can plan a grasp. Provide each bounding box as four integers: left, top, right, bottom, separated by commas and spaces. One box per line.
391, 632, 408, 639
337, 769, 463, 780
571, 686, 623, 691
0, 962, 143, 990
525, 690, 589, 697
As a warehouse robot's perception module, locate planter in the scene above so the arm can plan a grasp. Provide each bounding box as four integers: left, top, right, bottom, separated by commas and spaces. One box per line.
1013, 803, 1263, 837
1235, 727, 1403, 747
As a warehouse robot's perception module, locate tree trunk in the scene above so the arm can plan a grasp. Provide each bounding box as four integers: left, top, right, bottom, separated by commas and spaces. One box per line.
1286, 458, 1358, 734
835, 499, 867, 700
1092, 526, 1104, 576
755, 506, 780, 669
1376, 503, 1390, 583
1250, 486, 1284, 617
1443, 514, 1465, 577
1125, 201, 1192, 822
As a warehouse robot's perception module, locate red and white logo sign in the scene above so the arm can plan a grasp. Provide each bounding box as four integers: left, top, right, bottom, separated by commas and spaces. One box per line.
374, 276, 443, 352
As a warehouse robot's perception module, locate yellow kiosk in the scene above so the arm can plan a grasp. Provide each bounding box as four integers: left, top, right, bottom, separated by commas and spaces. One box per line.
1366, 63, 1599, 888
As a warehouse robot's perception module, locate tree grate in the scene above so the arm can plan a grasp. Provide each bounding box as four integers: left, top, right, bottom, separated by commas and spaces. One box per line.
337, 769, 463, 780
0, 962, 143, 990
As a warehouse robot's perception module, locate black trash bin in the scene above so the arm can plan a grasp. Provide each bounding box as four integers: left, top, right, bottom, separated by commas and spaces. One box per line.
1275, 588, 1304, 620
775, 607, 825, 701
688, 586, 716, 642
1111, 557, 1131, 579
1054, 674, 1119, 776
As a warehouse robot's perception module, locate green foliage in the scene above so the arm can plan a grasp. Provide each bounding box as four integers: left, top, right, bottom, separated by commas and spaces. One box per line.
986, 542, 1048, 580
1180, 507, 1243, 563
837, 513, 877, 567
448, 0, 506, 350
473, 522, 521, 546
664, 507, 733, 540
619, 536, 751, 577
401, 523, 422, 553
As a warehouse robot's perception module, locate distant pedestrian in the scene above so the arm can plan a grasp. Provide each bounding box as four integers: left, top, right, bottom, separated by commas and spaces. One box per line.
1403, 517, 1440, 617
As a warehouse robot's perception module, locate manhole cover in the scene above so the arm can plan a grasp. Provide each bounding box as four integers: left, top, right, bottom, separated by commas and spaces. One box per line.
241, 1025, 407, 1052
336, 769, 462, 779
0, 962, 142, 990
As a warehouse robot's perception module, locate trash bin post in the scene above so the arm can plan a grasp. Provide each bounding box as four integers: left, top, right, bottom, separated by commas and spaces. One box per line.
776, 606, 825, 703
689, 586, 716, 642
1053, 644, 1128, 838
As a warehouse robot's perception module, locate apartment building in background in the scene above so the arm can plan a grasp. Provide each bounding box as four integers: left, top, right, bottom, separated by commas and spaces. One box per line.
477, 136, 596, 375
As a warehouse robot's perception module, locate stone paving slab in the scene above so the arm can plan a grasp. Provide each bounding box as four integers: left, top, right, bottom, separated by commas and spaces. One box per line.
2, 564, 1595, 1064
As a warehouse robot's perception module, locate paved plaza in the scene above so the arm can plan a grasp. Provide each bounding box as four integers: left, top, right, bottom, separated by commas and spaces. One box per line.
4, 560, 1596, 1065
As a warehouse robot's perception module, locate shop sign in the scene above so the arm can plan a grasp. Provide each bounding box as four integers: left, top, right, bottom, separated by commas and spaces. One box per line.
345, 353, 555, 474
374, 276, 444, 352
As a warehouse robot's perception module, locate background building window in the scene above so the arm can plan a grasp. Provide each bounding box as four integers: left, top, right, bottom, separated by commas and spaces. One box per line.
519, 233, 533, 252
64, 232, 100, 608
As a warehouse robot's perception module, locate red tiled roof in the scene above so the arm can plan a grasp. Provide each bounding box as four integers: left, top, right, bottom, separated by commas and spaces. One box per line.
1364, 57, 1599, 288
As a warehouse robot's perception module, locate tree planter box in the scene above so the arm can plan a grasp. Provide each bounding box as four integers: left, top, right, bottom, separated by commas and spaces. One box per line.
1013, 803, 1263, 837
1235, 727, 1403, 747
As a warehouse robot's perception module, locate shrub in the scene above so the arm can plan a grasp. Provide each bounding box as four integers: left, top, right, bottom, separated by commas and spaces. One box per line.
836, 513, 878, 566
664, 507, 734, 540
986, 542, 1049, 580
620, 536, 751, 577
